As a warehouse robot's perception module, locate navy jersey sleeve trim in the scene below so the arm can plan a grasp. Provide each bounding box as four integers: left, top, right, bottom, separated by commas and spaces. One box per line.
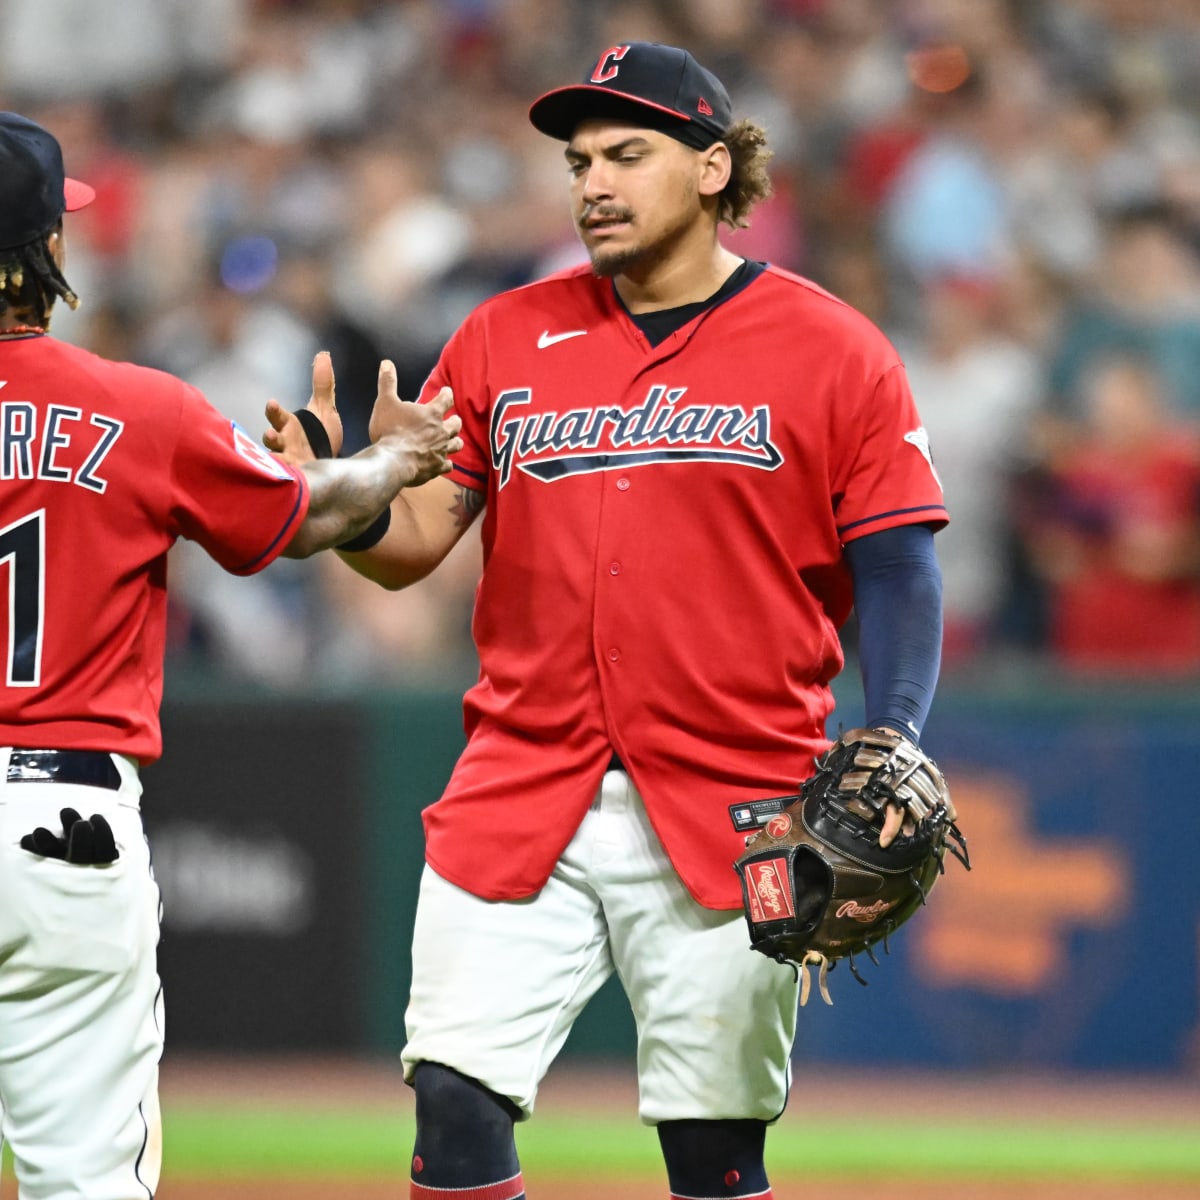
452, 462, 488, 487
231, 481, 307, 574
837, 503, 947, 536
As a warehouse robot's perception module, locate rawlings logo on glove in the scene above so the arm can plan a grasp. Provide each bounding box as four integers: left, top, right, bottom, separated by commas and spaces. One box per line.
837, 899, 892, 923
733, 727, 969, 1004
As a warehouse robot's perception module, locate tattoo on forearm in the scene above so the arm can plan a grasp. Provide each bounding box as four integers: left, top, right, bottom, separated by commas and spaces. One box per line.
450, 486, 485, 528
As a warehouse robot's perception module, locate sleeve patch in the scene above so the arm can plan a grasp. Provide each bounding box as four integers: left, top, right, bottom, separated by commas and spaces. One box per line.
903, 426, 942, 490
231, 420, 293, 482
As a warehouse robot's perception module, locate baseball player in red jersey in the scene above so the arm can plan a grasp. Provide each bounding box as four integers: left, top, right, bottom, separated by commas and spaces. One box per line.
281, 42, 949, 1200
0, 111, 461, 1200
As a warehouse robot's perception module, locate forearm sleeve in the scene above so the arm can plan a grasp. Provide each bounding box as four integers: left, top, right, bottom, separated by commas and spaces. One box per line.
843, 523, 943, 741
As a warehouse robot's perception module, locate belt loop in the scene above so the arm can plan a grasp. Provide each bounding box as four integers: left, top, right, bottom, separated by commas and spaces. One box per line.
112, 753, 142, 804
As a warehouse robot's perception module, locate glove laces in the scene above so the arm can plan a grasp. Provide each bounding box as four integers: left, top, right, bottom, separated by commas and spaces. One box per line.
797, 951, 833, 1007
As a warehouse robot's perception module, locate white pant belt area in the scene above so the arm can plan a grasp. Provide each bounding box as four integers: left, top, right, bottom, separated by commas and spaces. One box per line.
5, 748, 122, 790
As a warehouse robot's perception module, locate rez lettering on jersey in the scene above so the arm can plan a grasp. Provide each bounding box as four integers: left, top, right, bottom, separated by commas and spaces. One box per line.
0, 398, 124, 493
490, 384, 783, 487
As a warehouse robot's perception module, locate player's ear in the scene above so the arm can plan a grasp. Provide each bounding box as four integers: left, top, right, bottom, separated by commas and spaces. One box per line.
697, 141, 732, 198
46, 221, 65, 269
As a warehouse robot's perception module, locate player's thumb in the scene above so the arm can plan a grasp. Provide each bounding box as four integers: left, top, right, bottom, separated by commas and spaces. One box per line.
377, 358, 400, 403
369, 359, 403, 442
311, 350, 335, 406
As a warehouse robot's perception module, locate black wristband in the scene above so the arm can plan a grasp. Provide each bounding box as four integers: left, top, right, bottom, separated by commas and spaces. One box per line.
293, 408, 334, 459
337, 505, 391, 553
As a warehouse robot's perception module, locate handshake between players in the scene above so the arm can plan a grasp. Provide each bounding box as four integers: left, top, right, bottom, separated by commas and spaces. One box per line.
263, 350, 462, 559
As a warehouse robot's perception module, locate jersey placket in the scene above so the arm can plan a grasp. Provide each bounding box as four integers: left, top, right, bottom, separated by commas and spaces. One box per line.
589, 337, 700, 767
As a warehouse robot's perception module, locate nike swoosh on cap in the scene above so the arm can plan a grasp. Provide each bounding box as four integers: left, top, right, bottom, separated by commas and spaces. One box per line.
537, 329, 588, 348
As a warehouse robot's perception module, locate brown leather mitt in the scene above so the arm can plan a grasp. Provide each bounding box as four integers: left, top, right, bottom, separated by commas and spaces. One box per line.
733, 727, 969, 1004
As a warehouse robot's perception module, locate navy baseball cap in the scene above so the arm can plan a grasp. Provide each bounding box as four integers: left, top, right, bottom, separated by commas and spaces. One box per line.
529, 42, 733, 149
0, 112, 95, 251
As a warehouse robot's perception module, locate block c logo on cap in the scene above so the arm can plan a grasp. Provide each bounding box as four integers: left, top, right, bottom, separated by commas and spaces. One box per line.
591, 44, 630, 83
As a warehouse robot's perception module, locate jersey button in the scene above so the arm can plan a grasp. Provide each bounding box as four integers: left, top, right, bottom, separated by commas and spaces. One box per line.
616, 477, 630, 491
607, 647, 621, 662
609, 561, 621, 575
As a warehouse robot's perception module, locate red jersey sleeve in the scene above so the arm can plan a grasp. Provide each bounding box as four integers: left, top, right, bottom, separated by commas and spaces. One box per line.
169, 382, 309, 574
831, 361, 948, 542
418, 315, 489, 492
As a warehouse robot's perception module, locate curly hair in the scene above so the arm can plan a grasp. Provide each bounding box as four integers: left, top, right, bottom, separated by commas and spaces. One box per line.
0, 224, 79, 327
717, 119, 774, 229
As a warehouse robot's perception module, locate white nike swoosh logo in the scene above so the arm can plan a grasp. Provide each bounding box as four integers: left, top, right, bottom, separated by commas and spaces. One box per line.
537, 329, 588, 348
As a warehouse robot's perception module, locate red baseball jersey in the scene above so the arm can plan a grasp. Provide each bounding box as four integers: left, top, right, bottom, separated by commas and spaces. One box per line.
0, 335, 309, 764
420, 263, 948, 909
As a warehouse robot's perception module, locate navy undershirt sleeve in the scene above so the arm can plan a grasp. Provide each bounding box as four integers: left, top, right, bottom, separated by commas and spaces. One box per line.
843, 523, 943, 742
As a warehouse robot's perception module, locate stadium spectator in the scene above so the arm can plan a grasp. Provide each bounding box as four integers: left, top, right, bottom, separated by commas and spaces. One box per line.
1016, 354, 1200, 675
1, 0, 1199, 682
1046, 203, 1200, 421
897, 272, 1043, 666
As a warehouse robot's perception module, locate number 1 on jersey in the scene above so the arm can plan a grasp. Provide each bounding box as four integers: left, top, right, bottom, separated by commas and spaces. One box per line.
0, 509, 45, 686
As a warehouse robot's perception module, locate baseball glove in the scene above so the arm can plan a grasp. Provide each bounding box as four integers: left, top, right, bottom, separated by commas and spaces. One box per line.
733, 727, 968, 1004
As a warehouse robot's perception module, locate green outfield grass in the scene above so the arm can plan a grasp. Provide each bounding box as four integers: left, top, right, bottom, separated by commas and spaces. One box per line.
6, 1104, 1192, 1183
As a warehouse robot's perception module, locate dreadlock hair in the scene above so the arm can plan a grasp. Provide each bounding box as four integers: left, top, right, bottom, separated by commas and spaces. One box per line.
717, 119, 774, 230
0, 222, 79, 328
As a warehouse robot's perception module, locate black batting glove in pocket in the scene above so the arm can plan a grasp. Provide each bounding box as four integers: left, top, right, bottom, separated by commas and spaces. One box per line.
20, 807, 119, 865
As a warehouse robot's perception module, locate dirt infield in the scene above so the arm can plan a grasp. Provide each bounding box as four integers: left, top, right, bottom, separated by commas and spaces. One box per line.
154, 1183, 1200, 1200
156, 1051, 1200, 1120
6, 1058, 1200, 1199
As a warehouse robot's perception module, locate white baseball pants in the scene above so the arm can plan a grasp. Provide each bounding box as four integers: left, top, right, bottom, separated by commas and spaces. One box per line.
0, 749, 163, 1200
402, 767, 799, 1123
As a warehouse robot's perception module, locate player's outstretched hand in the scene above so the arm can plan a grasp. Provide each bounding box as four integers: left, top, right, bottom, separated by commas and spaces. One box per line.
20, 807, 119, 865
369, 361, 464, 488
263, 349, 345, 463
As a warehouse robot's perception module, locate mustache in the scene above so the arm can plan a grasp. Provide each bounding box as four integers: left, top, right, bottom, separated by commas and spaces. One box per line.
579, 204, 635, 227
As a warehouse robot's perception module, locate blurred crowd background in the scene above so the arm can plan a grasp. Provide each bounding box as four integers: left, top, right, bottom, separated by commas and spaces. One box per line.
4, 0, 1200, 690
